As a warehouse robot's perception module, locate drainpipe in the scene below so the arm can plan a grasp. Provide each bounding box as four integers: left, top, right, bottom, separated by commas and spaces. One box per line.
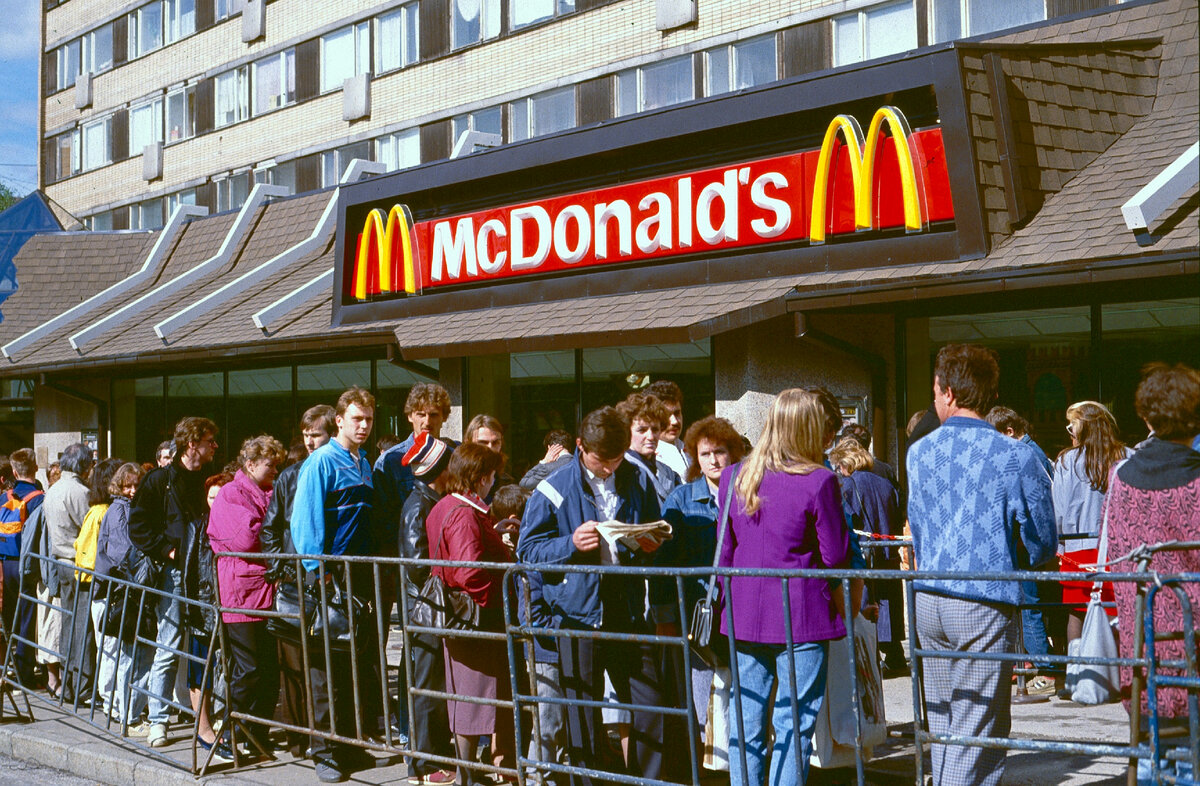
39, 378, 109, 460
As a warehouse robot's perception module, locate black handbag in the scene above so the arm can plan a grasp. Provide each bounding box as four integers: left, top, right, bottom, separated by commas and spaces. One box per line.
687, 481, 735, 670
409, 507, 482, 634
267, 569, 365, 644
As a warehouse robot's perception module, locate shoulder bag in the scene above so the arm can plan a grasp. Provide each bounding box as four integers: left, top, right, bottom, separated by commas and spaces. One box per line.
410, 505, 482, 634
687, 480, 736, 670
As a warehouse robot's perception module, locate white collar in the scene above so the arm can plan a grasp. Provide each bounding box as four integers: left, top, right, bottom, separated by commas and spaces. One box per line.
450, 492, 489, 513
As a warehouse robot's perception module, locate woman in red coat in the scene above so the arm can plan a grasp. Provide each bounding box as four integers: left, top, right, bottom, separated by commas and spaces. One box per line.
424, 442, 514, 785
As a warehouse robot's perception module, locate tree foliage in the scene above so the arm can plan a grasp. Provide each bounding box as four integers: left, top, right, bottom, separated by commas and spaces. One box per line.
0, 181, 19, 214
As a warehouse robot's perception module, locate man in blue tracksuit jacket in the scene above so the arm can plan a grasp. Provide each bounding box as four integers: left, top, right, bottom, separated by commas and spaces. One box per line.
517, 406, 665, 786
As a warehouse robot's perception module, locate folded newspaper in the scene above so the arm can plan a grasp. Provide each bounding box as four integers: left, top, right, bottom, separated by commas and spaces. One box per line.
595, 519, 672, 564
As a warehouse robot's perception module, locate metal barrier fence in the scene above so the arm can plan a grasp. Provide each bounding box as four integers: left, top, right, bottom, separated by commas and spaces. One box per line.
1, 543, 1197, 785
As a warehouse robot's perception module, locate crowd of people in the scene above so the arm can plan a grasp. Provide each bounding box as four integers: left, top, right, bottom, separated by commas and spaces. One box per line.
0, 348, 1196, 786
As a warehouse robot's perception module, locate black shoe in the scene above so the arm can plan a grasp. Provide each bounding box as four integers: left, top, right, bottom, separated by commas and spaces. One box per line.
340, 746, 376, 772
315, 759, 349, 783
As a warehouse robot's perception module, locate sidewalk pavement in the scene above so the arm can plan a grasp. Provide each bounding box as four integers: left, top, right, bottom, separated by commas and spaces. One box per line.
0, 673, 1133, 786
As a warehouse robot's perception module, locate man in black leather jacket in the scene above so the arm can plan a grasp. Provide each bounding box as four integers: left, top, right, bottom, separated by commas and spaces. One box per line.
260, 405, 335, 756
396, 432, 456, 784
127, 416, 217, 748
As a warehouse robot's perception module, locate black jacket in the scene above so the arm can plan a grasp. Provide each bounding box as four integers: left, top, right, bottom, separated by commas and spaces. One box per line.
261, 460, 301, 557
128, 460, 208, 565
398, 480, 441, 597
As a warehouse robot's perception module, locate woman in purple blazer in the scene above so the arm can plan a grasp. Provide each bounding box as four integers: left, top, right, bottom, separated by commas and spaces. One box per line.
717, 388, 852, 786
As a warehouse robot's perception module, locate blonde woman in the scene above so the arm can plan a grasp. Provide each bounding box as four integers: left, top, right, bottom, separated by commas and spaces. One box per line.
1052, 402, 1131, 648
718, 388, 852, 786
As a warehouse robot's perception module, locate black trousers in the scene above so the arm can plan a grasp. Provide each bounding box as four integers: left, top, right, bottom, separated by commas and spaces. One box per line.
407, 629, 454, 775
276, 636, 310, 754
62, 577, 96, 702
225, 621, 281, 743
307, 617, 383, 767
557, 635, 666, 786
2, 559, 35, 684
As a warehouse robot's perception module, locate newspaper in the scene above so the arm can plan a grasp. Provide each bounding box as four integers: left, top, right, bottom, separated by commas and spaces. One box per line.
595, 519, 672, 565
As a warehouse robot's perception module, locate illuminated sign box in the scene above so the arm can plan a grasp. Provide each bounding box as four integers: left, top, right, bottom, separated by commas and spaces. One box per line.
345, 106, 955, 302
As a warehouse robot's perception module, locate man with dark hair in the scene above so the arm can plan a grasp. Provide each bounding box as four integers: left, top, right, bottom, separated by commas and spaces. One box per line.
128, 418, 218, 747
985, 406, 1053, 476
41, 442, 94, 702
2, 449, 42, 686
908, 344, 1056, 786
292, 388, 381, 783
518, 406, 666, 786
646, 380, 689, 478
520, 430, 574, 490
397, 432, 456, 785
155, 441, 174, 467
261, 404, 337, 756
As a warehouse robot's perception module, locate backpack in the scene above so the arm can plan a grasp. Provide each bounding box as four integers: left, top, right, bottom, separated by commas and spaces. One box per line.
0, 488, 44, 559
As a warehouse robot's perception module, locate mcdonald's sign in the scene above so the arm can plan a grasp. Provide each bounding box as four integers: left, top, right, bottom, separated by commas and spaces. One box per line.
344, 105, 954, 301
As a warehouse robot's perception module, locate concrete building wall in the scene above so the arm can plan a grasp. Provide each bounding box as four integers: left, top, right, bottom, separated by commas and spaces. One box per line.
32, 381, 108, 470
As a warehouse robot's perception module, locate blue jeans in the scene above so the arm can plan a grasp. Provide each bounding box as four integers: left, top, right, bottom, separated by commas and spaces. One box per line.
146, 567, 182, 725
729, 641, 828, 786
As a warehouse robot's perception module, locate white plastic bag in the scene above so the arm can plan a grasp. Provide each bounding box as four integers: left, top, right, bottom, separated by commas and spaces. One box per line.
811, 617, 887, 769
1066, 595, 1119, 704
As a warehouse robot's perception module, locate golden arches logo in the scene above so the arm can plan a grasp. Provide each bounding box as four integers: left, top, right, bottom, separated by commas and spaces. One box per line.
809, 106, 927, 245
353, 204, 417, 300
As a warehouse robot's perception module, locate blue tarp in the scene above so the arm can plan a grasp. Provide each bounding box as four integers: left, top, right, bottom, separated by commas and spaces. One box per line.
0, 192, 65, 323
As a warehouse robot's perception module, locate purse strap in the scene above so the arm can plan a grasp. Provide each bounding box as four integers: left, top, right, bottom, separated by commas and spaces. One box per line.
700, 477, 737, 608
1090, 458, 1127, 598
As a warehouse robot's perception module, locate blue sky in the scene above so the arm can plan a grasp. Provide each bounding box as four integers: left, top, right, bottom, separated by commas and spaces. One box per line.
0, 1, 42, 197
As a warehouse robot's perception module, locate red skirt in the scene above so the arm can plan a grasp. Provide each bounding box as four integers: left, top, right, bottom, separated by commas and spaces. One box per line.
1059, 548, 1116, 616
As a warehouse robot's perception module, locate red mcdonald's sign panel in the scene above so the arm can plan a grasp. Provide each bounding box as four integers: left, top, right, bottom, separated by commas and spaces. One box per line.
345, 106, 954, 301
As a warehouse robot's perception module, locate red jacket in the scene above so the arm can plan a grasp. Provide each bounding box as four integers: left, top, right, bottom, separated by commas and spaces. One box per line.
425, 493, 512, 609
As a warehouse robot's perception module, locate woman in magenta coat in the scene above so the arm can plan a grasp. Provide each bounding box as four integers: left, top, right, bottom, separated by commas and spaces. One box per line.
717, 388, 852, 786
424, 442, 515, 786
208, 435, 286, 752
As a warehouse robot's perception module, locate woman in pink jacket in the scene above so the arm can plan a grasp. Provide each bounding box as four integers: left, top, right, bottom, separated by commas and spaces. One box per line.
208, 435, 286, 754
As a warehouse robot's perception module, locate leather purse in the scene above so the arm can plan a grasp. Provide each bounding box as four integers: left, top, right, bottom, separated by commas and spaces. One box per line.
409, 507, 483, 634
268, 569, 365, 644
688, 480, 736, 670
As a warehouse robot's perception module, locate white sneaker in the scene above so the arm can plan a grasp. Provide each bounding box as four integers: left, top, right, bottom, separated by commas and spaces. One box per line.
125, 720, 153, 738
148, 722, 168, 748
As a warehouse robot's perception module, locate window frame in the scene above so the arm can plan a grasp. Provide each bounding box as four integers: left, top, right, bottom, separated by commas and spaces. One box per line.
214, 65, 250, 128
615, 54, 695, 117
80, 115, 113, 172
375, 3, 419, 75
165, 84, 197, 143
129, 96, 165, 155
509, 0, 576, 32
320, 21, 371, 94
509, 86, 576, 142
252, 48, 297, 115
376, 128, 421, 172
704, 33, 779, 96
451, 0, 501, 50
832, 0, 919, 67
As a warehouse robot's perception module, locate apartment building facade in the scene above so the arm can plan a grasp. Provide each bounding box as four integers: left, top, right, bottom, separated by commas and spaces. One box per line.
42, 0, 1111, 228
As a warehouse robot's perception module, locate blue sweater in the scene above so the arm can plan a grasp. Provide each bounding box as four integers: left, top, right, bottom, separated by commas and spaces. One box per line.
291, 440, 374, 571
907, 416, 1056, 606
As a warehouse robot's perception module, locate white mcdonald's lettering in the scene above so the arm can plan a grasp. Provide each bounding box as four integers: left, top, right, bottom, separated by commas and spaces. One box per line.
430, 217, 478, 282
750, 171, 791, 238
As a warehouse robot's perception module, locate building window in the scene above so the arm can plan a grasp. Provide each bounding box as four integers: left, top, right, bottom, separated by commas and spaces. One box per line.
253, 49, 296, 115
616, 55, 694, 116
164, 0, 196, 44
510, 0, 574, 31
321, 22, 371, 93
254, 160, 297, 192
130, 197, 164, 230
705, 33, 778, 96
166, 84, 197, 142
376, 129, 420, 171
215, 66, 249, 127
166, 188, 197, 215
376, 4, 418, 74
833, 1, 918, 66
56, 39, 80, 91
54, 130, 80, 180
321, 141, 371, 187
83, 26, 114, 75
930, 0, 1045, 43
214, 0, 237, 21
216, 171, 252, 212
510, 87, 574, 142
128, 0, 195, 59
451, 106, 503, 147
130, 97, 165, 155
452, 0, 500, 50
81, 116, 112, 171
86, 210, 115, 231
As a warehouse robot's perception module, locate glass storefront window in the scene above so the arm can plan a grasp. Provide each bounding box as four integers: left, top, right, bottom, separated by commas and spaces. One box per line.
581, 340, 713, 432
132, 376, 166, 464
227, 367, 293, 457
166, 372, 227, 465
297, 360, 372, 428
510, 350, 576, 472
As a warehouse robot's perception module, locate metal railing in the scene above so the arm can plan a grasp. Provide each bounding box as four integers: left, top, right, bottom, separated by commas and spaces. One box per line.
1, 543, 1196, 785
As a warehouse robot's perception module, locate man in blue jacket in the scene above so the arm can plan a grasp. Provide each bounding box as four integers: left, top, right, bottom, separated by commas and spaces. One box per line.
518, 406, 665, 786
908, 345, 1057, 786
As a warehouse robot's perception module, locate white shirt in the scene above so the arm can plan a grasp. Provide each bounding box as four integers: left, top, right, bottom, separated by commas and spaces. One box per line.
583, 466, 620, 521
656, 438, 690, 479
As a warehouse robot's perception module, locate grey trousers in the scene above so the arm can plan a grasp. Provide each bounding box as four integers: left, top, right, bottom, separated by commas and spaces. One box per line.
915, 592, 1018, 786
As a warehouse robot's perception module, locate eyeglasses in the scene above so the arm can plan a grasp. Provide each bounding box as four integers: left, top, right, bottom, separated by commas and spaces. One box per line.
1066, 424, 1076, 437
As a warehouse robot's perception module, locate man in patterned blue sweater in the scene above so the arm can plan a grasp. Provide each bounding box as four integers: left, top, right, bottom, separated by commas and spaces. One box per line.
907, 344, 1057, 786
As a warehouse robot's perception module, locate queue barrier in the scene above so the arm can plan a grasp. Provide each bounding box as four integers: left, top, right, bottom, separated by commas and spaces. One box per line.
0, 542, 1195, 785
